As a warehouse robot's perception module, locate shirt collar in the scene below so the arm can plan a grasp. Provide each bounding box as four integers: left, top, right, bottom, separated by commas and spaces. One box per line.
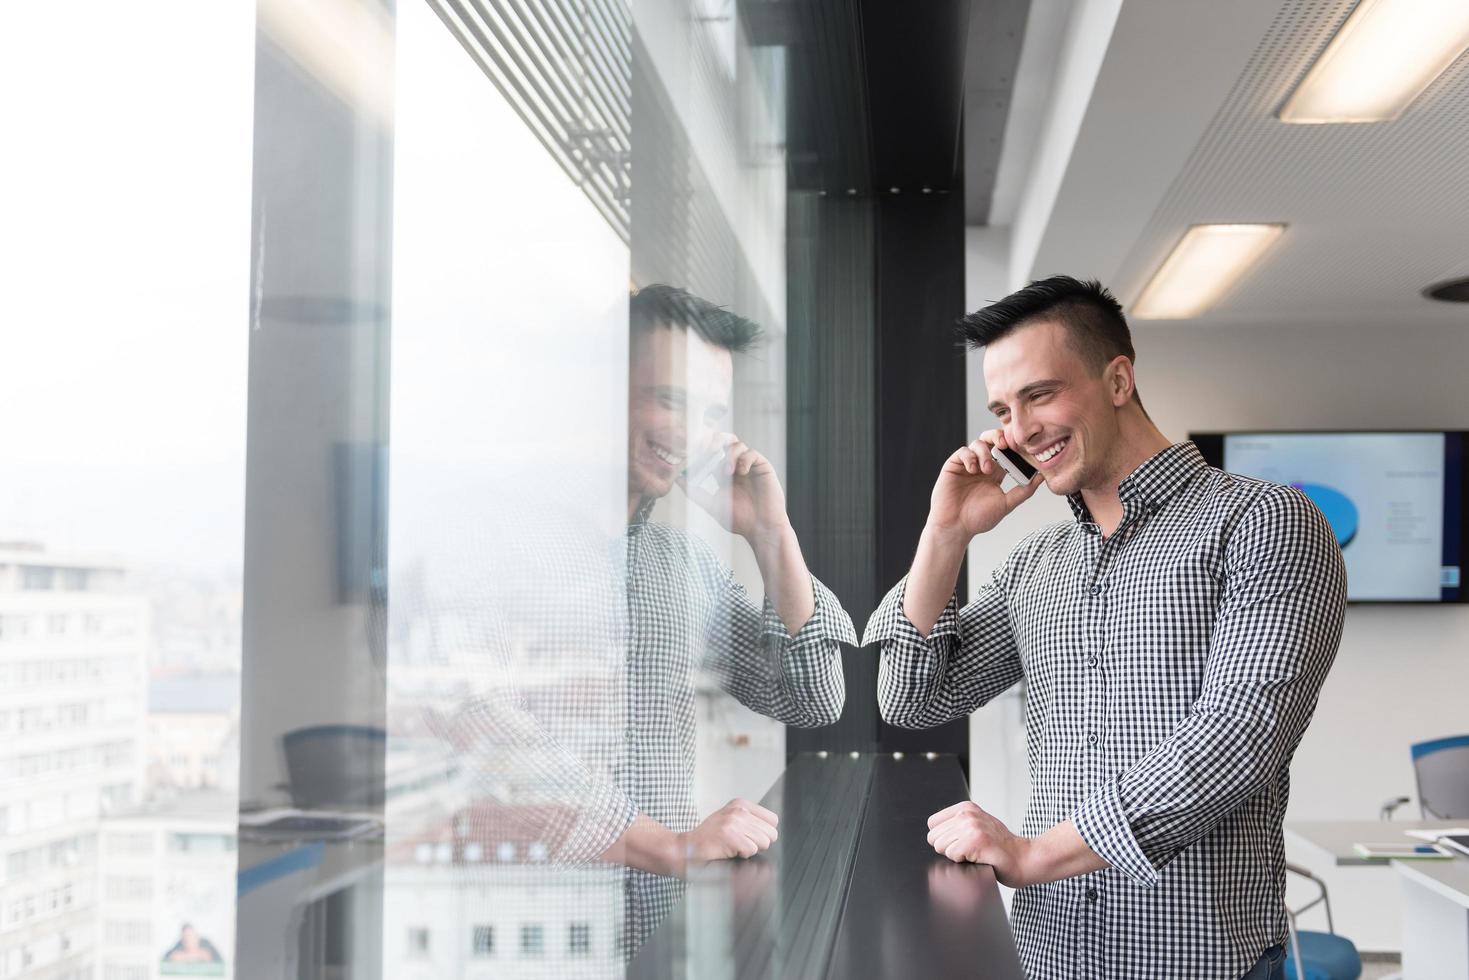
629, 495, 657, 526
1065, 441, 1207, 525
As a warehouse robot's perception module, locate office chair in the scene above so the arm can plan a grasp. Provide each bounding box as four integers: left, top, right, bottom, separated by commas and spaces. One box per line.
1283, 863, 1362, 980
282, 724, 387, 809
1412, 734, 1469, 819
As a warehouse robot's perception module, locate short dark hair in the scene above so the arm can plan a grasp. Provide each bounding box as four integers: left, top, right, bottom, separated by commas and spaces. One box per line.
630, 283, 762, 353
957, 276, 1134, 375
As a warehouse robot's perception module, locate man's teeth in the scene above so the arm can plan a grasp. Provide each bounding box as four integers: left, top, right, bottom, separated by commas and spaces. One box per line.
1037, 439, 1068, 462
651, 444, 685, 466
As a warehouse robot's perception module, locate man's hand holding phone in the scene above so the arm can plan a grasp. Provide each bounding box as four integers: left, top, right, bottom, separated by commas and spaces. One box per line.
678, 432, 817, 637
903, 429, 1042, 636
928, 428, 1044, 544
678, 432, 789, 545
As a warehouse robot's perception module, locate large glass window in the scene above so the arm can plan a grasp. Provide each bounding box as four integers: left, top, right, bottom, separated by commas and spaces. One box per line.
7, 0, 872, 976
1, 3, 252, 979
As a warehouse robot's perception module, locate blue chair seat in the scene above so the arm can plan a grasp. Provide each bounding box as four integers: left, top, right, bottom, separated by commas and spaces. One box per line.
1283, 930, 1362, 980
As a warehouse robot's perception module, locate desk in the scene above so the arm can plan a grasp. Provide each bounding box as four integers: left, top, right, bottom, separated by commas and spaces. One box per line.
236, 832, 383, 977
1286, 821, 1469, 977
1286, 821, 1463, 866
1395, 857, 1469, 980
629, 752, 1024, 979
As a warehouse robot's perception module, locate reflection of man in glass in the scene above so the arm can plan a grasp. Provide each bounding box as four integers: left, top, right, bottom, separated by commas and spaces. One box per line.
440, 284, 854, 959
600, 283, 854, 948
162, 923, 223, 965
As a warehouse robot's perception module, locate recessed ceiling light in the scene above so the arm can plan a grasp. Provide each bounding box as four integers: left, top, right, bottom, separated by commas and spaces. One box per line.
1132, 224, 1286, 320
1279, 0, 1469, 124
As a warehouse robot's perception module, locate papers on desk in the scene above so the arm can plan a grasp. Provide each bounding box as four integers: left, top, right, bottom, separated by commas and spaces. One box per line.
1353, 841, 1453, 860
1405, 827, 1469, 842
238, 807, 382, 843
1402, 828, 1469, 859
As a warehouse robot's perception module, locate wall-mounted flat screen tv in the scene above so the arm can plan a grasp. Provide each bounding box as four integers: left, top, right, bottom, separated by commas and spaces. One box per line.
1191, 431, 1466, 604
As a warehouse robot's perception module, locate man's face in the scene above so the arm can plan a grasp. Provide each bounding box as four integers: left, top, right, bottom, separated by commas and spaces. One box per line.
982, 318, 1121, 498
627, 324, 733, 502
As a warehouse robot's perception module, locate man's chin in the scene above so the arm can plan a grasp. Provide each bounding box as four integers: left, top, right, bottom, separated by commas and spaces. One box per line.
1040, 469, 1076, 497
631, 470, 676, 502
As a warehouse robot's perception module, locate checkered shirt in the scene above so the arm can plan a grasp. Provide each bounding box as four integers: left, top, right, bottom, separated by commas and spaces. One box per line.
439, 494, 853, 960
617, 503, 854, 952
863, 441, 1346, 979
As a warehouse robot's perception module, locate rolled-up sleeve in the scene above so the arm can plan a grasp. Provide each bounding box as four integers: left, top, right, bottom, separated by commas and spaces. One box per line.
1072, 485, 1347, 887
866, 566, 1024, 730
703, 571, 856, 728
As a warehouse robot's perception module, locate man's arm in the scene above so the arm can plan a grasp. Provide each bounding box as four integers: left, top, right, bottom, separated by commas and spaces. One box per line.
864, 433, 1044, 727
902, 521, 972, 637
866, 567, 1026, 729
926, 805, 1107, 887
602, 799, 781, 877
699, 544, 856, 729
1068, 485, 1348, 888
903, 432, 1043, 634
681, 435, 855, 727
747, 517, 816, 636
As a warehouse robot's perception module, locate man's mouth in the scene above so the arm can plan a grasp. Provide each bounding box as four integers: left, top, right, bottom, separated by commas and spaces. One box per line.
647, 438, 686, 468
1032, 437, 1069, 466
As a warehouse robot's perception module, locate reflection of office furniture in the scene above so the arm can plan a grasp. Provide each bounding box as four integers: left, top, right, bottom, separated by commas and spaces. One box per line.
1284, 863, 1362, 980
236, 835, 383, 979
1413, 735, 1469, 820
282, 725, 386, 809
628, 753, 1024, 979
1381, 796, 1411, 820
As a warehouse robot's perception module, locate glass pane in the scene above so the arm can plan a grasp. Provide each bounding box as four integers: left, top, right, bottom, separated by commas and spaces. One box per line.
0, 3, 254, 979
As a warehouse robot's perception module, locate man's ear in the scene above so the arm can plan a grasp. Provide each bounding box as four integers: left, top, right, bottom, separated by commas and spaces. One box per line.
1105, 355, 1135, 408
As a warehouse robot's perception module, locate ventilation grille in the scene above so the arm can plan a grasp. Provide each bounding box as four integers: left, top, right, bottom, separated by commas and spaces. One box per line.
1117, 0, 1469, 320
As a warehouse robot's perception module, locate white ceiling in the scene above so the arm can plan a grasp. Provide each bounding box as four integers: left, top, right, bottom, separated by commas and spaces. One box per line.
1002, 0, 1469, 326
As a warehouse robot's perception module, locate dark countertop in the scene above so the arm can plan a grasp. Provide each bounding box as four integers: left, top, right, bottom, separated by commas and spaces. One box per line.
630, 752, 1024, 979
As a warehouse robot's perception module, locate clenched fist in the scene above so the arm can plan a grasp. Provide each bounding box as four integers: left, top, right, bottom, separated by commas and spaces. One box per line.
926, 800, 1033, 887
679, 798, 780, 865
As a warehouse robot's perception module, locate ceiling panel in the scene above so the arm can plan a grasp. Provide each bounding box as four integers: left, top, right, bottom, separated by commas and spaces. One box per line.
1112, 0, 1469, 324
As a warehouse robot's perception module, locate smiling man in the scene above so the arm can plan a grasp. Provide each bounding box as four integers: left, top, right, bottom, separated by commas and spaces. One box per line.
438, 284, 854, 960
862, 276, 1346, 979
604, 283, 854, 951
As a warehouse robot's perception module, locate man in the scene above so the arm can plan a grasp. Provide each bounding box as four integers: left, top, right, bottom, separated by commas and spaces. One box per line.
862, 276, 1345, 979
444, 283, 853, 957
601, 283, 854, 946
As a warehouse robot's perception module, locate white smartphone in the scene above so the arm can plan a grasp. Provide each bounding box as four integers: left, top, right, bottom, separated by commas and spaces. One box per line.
990, 444, 1037, 484
683, 446, 727, 493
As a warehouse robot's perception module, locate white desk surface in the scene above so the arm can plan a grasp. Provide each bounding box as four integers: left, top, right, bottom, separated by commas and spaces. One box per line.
1394, 855, 1469, 910
1284, 820, 1465, 866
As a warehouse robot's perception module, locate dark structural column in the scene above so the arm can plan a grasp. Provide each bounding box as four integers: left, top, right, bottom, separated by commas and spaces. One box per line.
784, 0, 972, 764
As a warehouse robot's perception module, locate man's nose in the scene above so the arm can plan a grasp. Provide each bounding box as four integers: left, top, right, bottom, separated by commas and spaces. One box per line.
1007, 408, 1041, 450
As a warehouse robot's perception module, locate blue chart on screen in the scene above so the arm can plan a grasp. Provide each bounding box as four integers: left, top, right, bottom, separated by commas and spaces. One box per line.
1292, 482, 1358, 548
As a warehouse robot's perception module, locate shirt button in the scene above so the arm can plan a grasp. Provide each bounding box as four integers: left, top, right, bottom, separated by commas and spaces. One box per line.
1086, 733, 1099, 746
1086, 655, 1099, 669
1085, 887, 1099, 903
1088, 584, 1103, 596
624, 726, 636, 742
